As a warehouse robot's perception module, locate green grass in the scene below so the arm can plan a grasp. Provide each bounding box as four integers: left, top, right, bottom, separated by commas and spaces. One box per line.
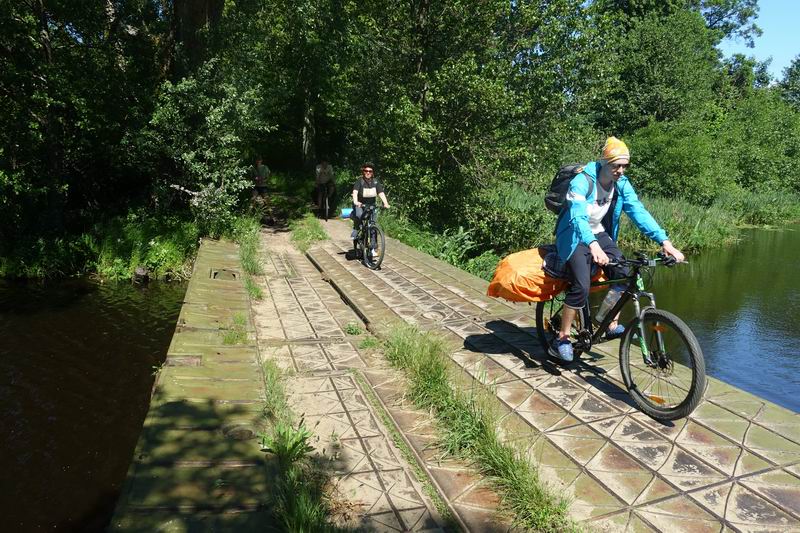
383, 324, 577, 532
380, 211, 501, 281
232, 215, 264, 275
259, 359, 346, 532
344, 322, 363, 335
289, 213, 329, 252
244, 275, 264, 300
0, 209, 201, 280
222, 312, 248, 344
358, 336, 380, 350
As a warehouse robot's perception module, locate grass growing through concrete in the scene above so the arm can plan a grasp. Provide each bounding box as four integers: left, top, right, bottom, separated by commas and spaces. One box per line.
233, 216, 265, 300
344, 321, 363, 335
222, 312, 248, 344
289, 213, 329, 252
259, 359, 347, 532
243, 275, 264, 300
383, 324, 577, 532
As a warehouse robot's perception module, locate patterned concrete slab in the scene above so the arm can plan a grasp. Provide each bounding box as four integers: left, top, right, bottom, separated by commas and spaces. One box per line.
250, 228, 498, 531
310, 219, 800, 532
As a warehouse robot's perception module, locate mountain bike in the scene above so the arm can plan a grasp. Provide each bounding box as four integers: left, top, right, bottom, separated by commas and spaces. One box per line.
535, 252, 705, 421
352, 205, 385, 270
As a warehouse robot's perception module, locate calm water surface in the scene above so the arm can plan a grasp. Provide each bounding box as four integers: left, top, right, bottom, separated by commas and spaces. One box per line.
644, 226, 800, 413
0, 279, 186, 531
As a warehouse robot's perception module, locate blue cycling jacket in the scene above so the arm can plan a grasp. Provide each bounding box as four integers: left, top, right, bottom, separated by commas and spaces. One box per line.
555, 161, 668, 261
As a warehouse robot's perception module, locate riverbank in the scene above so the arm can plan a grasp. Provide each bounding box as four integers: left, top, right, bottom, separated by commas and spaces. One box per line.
379, 186, 800, 281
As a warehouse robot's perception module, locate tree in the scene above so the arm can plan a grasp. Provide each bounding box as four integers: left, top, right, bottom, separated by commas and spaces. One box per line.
780, 55, 800, 110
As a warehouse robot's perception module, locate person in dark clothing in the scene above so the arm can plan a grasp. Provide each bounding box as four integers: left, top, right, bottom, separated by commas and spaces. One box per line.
350, 161, 390, 240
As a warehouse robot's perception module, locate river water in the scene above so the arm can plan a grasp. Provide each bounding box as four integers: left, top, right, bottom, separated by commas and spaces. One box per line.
0, 279, 186, 531
643, 225, 800, 413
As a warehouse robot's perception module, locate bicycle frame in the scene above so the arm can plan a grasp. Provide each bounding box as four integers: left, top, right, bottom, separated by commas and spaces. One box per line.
355, 205, 378, 238
575, 258, 662, 361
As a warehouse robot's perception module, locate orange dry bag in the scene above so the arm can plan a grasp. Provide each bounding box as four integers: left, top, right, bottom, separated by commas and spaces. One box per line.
486, 248, 567, 303
486, 247, 606, 303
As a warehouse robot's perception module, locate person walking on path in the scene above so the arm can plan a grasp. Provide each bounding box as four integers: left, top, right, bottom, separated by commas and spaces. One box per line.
315, 157, 336, 216
250, 156, 271, 200
553, 137, 684, 363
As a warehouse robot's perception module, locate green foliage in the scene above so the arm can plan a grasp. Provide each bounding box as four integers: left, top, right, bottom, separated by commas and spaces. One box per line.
92, 212, 200, 281
259, 359, 343, 532
222, 313, 248, 345
780, 55, 800, 110
289, 213, 329, 252
465, 251, 502, 282
463, 184, 554, 253
358, 336, 381, 350
261, 420, 315, 469
628, 118, 731, 205
2, 0, 800, 279
344, 322, 363, 336
712, 188, 800, 226
262, 359, 293, 425
233, 216, 264, 275
618, 195, 740, 253
244, 276, 264, 300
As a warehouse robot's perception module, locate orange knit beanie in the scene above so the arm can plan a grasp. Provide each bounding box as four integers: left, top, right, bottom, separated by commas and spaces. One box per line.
601, 137, 630, 164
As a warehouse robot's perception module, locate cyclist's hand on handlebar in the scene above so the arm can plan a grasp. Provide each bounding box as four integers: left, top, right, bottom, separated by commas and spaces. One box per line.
589, 241, 610, 266
354, 201, 363, 208
661, 240, 685, 263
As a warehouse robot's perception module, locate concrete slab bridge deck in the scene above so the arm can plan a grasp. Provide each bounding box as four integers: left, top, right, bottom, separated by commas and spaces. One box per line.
306, 218, 800, 533
109, 218, 800, 532
111, 232, 506, 532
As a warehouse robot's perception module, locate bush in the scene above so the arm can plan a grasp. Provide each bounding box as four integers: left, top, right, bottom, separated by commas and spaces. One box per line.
465, 250, 502, 281
463, 183, 554, 253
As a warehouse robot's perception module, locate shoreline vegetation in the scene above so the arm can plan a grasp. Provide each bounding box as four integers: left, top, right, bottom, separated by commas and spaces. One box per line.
3, 2, 800, 281
2, 176, 798, 281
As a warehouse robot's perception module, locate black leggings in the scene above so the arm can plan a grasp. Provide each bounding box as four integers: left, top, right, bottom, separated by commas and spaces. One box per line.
565, 232, 629, 309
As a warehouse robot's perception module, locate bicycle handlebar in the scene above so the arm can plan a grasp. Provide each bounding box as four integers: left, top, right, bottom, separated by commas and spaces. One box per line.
607, 252, 686, 268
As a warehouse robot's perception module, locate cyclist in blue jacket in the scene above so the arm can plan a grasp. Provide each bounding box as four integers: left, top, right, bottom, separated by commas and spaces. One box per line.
553, 137, 684, 363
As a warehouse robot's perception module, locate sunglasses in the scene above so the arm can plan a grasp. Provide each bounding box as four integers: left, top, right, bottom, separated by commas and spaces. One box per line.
362, 169, 374, 174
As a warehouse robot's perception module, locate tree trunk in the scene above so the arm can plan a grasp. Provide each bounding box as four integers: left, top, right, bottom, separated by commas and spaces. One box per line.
301, 88, 316, 171
172, 0, 224, 76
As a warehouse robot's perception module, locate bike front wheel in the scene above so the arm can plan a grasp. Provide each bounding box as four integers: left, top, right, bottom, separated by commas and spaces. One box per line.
619, 308, 705, 421
535, 296, 585, 359
363, 224, 385, 269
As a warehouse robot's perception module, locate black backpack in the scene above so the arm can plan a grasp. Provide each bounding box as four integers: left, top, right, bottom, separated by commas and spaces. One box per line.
544, 164, 594, 214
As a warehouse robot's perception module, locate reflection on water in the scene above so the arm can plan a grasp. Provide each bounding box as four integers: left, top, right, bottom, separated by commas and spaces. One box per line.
0, 279, 186, 531
644, 226, 800, 413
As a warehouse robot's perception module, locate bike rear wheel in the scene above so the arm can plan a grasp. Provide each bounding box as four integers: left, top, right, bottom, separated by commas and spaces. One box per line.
535, 295, 585, 358
619, 308, 705, 421
362, 224, 385, 269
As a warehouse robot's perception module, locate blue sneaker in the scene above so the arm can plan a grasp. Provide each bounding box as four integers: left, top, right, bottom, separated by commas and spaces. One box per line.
552, 337, 573, 363
606, 324, 625, 340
